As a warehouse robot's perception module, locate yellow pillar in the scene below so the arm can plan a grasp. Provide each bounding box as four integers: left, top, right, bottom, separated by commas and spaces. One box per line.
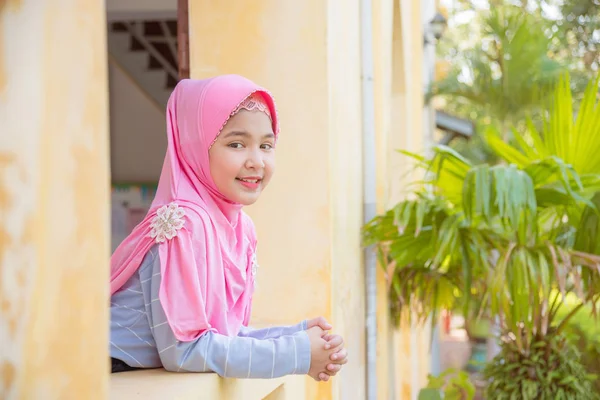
189, 1, 365, 399
373, 0, 433, 398
389, 0, 432, 398
372, 0, 394, 399
0, 1, 109, 399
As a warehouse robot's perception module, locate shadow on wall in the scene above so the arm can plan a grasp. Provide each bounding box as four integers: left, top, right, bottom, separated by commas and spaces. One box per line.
108, 60, 167, 184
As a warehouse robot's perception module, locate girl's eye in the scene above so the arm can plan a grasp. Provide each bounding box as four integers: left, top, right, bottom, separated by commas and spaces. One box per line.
228, 143, 244, 149
261, 143, 274, 150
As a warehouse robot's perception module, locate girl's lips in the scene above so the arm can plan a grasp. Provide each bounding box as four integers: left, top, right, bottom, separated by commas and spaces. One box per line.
236, 177, 261, 190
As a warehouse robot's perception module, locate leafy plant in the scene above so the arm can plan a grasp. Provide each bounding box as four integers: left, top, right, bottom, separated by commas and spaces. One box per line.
555, 294, 600, 392
431, 5, 566, 140
484, 330, 598, 399
431, 2, 599, 165
418, 368, 475, 400
364, 74, 600, 397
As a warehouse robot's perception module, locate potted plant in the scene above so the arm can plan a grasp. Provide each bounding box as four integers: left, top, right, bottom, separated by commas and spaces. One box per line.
363, 75, 600, 399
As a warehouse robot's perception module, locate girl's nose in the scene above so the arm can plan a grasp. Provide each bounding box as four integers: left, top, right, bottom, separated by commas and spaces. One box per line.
245, 149, 265, 169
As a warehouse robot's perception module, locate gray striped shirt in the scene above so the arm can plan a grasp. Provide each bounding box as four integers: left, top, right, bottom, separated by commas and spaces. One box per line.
110, 246, 311, 378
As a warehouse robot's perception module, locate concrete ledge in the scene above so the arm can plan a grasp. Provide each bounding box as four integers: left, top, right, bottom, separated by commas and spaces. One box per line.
110, 368, 305, 400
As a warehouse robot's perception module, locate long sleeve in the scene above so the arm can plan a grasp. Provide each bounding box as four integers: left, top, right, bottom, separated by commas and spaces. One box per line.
155, 329, 311, 378
142, 247, 311, 378
237, 321, 307, 340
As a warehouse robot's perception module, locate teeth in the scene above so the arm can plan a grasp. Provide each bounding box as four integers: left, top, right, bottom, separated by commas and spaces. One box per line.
240, 179, 258, 183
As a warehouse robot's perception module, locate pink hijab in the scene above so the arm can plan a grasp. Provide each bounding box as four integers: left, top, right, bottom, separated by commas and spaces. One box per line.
110, 75, 279, 342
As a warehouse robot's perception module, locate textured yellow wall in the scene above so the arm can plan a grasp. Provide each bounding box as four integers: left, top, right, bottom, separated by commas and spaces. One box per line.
374, 0, 433, 398
372, 0, 394, 397
189, 1, 365, 399
110, 369, 306, 400
189, 0, 332, 331
189, 0, 431, 399
0, 1, 110, 399
0, 1, 432, 399
390, 1, 432, 398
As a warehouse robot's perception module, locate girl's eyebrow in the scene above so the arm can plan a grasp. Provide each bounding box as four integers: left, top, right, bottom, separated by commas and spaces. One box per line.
222, 130, 275, 139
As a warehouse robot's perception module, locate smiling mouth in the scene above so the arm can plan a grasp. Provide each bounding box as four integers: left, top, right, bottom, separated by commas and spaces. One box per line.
236, 178, 261, 183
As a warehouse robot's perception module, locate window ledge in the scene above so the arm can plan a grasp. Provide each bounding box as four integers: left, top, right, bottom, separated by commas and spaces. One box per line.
110, 368, 305, 400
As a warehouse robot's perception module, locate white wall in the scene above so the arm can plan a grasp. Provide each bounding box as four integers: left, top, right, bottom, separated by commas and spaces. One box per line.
109, 60, 167, 183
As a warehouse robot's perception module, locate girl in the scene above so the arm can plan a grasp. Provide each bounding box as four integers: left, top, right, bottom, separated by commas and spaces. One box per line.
109, 75, 348, 382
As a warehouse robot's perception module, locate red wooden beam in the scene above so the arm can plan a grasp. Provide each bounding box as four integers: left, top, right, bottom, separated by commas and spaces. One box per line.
177, 0, 190, 79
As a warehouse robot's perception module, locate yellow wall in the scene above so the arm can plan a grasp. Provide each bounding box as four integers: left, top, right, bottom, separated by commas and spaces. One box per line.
372, 0, 394, 398
374, 0, 432, 398
0, 0, 432, 398
189, 1, 365, 399
391, 1, 433, 398
189, 0, 430, 399
0, 1, 110, 399
110, 369, 305, 400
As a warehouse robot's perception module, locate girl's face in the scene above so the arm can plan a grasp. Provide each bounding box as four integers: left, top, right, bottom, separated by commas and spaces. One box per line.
208, 109, 276, 205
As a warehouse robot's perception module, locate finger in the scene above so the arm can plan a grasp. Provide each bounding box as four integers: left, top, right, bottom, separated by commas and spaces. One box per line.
330, 348, 348, 362
317, 317, 333, 330
329, 343, 344, 355
333, 356, 348, 365
327, 364, 342, 373
308, 317, 332, 332
319, 372, 330, 381
324, 335, 343, 350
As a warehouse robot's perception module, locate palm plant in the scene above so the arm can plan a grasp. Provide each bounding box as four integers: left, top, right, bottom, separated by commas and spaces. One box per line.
431, 4, 569, 165
432, 5, 566, 139
364, 74, 600, 398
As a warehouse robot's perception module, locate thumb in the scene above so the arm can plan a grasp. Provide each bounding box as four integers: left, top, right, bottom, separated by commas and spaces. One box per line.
318, 317, 333, 330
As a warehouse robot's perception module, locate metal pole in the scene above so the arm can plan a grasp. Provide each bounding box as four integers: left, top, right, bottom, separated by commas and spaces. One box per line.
361, 0, 377, 398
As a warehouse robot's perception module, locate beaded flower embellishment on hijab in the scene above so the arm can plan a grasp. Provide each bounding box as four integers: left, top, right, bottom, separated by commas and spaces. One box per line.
149, 203, 186, 243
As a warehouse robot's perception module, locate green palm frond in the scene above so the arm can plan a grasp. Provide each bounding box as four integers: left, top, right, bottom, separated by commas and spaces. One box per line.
462, 164, 537, 240
431, 5, 565, 130
488, 75, 600, 177
401, 146, 472, 204
366, 73, 600, 353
